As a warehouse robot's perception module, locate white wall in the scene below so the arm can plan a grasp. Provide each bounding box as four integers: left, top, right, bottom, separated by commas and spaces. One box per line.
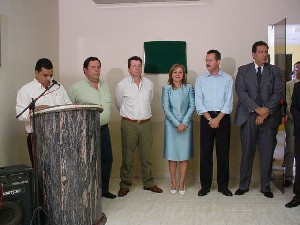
58, 0, 300, 178
1, 0, 299, 178
0, 0, 59, 166
58, 0, 300, 122
59, 0, 300, 93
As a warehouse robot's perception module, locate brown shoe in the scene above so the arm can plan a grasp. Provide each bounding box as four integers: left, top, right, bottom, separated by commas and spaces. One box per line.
144, 185, 163, 193
118, 188, 129, 197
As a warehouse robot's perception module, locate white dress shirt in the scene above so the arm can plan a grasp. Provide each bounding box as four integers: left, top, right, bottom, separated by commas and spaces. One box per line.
16, 78, 71, 133
115, 75, 153, 120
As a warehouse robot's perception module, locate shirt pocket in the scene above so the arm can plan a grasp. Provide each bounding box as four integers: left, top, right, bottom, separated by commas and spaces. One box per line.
54, 95, 65, 105
140, 89, 152, 103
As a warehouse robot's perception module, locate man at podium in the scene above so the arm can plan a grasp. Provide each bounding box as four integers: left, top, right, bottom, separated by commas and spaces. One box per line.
16, 58, 71, 167
68, 56, 116, 199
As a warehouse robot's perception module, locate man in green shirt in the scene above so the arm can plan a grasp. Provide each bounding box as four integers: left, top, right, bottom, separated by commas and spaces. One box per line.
69, 56, 116, 199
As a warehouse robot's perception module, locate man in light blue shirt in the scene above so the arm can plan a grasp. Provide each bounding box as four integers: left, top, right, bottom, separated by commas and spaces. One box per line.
195, 49, 233, 197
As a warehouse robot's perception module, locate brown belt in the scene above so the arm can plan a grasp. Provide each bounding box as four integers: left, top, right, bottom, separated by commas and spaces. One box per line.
122, 117, 150, 124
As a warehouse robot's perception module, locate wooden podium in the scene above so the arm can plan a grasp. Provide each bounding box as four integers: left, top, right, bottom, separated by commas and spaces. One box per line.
34, 104, 106, 225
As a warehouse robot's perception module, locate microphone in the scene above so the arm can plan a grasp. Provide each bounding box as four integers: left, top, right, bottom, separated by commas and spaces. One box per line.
50, 78, 61, 86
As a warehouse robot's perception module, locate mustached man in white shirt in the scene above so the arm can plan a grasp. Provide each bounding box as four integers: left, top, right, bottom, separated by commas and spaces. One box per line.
16, 58, 71, 166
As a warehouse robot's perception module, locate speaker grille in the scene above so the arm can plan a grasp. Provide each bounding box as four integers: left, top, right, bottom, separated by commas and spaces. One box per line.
0, 201, 23, 225
0, 165, 33, 225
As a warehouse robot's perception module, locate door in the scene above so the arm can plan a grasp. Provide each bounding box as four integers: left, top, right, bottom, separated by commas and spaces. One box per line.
271, 18, 286, 194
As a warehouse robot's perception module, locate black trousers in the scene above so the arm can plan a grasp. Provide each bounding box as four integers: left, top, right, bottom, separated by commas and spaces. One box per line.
294, 137, 300, 199
100, 124, 113, 193
27, 133, 34, 167
200, 113, 231, 189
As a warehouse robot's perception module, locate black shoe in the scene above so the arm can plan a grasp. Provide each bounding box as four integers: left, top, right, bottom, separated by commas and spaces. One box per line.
102, 191, 117, 199
261, 191, 274, 198
285, 198, 300, 208
234, 189, 249, 195
198, 187, 210, 196
284, 180, 293, 187
218, 187, 233, 196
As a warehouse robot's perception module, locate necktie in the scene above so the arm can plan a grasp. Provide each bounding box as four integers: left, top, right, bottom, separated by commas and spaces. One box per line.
257, 66, 262, 86
255, 66, 263, 106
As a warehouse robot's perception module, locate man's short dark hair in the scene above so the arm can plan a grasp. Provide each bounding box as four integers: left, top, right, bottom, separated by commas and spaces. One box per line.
207, 49, 221, 60
35, 58, 53, 72
252, 41, 269, 53
128, 56, 143, 68
83, 57, 101, 69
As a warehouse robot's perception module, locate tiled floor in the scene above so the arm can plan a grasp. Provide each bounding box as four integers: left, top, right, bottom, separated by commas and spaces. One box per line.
102, 178, 300, 225
102, 131, 300, 225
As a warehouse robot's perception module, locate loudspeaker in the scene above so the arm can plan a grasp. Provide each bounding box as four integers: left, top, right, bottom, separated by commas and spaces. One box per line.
0, 165, 34, 225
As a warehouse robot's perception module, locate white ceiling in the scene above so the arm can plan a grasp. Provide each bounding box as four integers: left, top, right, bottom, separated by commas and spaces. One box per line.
92, 0, 202, 3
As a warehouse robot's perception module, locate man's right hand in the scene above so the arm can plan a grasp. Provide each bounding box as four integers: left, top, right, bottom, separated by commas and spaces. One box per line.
34, 105, 49, 111
255, 107, 269, 119
255, 115, 264, 125
29, 105, 48, 117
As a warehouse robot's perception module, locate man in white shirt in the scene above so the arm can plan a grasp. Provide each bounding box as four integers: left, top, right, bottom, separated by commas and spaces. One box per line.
115, 56, 163, 197
16, 58, 71, 166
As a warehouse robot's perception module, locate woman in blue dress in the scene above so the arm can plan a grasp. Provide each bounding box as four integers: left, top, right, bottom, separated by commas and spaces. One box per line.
162, 64, 195, 195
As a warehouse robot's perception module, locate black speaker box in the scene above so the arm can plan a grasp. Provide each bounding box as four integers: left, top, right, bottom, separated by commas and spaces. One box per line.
0, 165, 34, 225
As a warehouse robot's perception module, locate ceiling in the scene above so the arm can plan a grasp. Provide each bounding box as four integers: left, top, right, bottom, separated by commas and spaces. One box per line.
92, 0, 203, 4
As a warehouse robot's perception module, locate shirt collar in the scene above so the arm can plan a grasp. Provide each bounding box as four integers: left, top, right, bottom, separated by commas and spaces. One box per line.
254, 63, 264, 72
84, 77, 101, 88
205, 70, 223, 77
33, 78, 46, 89
128, 75, 142, 83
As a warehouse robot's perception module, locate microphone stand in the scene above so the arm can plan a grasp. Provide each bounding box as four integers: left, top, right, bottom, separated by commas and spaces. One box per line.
16, 82, 56, 225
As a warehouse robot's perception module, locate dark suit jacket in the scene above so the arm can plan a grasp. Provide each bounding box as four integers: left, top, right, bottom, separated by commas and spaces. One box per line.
234, 62, 284, 128
291, 82, 300, 137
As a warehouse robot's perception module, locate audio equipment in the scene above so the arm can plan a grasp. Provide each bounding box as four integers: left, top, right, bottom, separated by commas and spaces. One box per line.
0, 165, 34, 225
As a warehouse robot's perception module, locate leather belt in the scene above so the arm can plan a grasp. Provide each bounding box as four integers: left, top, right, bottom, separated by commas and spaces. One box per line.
208, 111, 221, 115
122, 117, 150, 124
100, 124, 108, 129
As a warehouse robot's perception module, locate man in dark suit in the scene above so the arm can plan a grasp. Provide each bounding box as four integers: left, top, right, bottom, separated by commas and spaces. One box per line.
286, 80, 300, 207
234, 41, 284, 198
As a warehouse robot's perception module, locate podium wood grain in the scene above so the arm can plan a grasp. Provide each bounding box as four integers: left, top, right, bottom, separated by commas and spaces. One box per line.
34, 105, 106, 225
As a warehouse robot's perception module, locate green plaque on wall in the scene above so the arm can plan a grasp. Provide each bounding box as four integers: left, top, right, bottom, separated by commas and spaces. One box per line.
144, 41, 187, 74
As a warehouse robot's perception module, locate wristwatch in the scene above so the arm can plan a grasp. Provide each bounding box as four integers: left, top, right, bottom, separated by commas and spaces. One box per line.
208, 118, 212, 121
